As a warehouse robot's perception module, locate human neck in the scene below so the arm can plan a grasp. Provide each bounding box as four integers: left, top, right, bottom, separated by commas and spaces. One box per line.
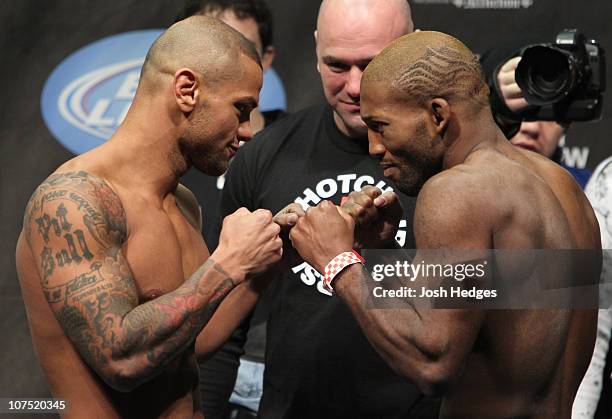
100, 113, 184, 199
442, 111, 504, 169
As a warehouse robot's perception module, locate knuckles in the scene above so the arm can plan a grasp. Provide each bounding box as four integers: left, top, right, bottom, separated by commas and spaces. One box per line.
270, 223, 281, 236
362, 197, 374, 208
254, 209, 273, 223
361, 185, 382, 198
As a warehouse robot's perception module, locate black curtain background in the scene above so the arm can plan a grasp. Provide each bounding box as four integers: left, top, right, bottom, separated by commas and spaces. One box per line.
1, 0, 611, 412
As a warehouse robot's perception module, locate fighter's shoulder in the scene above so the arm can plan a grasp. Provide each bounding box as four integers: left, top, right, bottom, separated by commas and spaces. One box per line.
416, 166, 497, 220
175, 183, 202, 231
414, 168, 494, 246
463, 147, 546, 194
24, 170, 127, 242
419, 165, 490, 205
26, 170, 121, 209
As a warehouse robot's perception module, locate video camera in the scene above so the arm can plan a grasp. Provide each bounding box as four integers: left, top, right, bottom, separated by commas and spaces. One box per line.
515, 29, 605, 123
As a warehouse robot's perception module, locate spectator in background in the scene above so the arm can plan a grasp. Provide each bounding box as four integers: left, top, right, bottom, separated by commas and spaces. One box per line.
211, 1, 443, 418
481, 45, 592, 189
177, 2, 286, 418
574, 157, 612, 418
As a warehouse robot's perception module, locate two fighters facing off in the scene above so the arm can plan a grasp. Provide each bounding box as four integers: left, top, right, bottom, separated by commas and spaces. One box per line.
15, 12, 600, 419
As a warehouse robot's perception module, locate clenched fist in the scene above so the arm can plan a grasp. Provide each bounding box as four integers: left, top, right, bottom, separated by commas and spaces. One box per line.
213, 208, 283, 280
289, 201, 354, 273
273, 203, 306, 230
341, 186, 403, 249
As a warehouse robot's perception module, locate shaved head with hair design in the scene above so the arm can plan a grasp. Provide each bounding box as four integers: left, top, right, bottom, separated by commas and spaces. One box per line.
363, 31, 488, 110
361, 31, 495, 195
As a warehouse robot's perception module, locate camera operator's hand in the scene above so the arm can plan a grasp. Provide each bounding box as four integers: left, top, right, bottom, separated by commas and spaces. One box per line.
498, 56, 529, 113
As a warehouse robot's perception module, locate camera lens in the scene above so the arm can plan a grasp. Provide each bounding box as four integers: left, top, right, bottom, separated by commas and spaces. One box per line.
516, 46, 577, 106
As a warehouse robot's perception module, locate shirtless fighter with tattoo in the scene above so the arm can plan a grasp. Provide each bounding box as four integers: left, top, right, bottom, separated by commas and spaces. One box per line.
289, 31, 601, 418
15, 16, 282, 418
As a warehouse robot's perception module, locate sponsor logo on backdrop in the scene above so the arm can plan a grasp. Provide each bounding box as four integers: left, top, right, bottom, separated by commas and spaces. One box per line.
41, 30, 287, 156
412, 0, 533, 8
560, 136, 590, 169
41, 30, 162, 155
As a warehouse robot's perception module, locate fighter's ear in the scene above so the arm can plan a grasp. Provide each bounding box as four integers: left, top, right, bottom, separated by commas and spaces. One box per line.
429, 98, 450, 136
174, 68, 199, 113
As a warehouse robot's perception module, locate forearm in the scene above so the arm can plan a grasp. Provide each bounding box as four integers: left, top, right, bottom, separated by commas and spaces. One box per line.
333, 264, 471, 395
195, 277, 268, 359
107, 258, 241, 390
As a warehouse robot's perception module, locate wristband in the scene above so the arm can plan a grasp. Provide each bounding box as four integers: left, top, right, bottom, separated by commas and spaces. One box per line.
323, 250, 365, 293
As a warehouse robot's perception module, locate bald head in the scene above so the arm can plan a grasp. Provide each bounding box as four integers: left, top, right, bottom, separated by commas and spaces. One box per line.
363, 31, 488, 109
317, 0, 413, 34
141, 15, 261, 90
314, 0, 414, 137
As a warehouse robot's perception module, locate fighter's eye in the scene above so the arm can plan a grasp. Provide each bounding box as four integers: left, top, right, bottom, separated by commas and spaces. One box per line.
235, 104, 252, 122
367, 121, 386, 133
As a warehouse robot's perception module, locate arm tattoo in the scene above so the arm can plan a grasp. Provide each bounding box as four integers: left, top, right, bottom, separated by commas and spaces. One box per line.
24, 171, 238, 390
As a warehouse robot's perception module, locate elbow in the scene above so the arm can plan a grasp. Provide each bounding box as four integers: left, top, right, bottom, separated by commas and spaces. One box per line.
390, 341, 462, 397
99, 359, 149, 393
391, 357, 458, 397
376, 324, 471, 396
412, 360, 457, 397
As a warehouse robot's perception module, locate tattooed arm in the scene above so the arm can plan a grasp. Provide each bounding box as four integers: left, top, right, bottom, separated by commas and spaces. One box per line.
24, 171, 282, 392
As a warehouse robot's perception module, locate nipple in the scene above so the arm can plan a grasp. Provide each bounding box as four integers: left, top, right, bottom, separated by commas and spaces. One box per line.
141, 288, 163, 303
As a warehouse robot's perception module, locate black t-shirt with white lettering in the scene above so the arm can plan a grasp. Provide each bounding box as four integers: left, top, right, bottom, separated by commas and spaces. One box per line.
220, 104, 439, 418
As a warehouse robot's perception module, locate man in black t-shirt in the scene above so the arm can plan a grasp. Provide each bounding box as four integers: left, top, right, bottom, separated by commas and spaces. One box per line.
215, 1, 441, 418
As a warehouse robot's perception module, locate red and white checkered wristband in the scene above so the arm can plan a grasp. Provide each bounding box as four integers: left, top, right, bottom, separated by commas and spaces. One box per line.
323, 250, 365, 294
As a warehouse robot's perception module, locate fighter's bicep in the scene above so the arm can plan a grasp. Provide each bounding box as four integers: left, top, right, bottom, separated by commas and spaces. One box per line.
46, 246, 139, 367
24, 177, 138, 365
